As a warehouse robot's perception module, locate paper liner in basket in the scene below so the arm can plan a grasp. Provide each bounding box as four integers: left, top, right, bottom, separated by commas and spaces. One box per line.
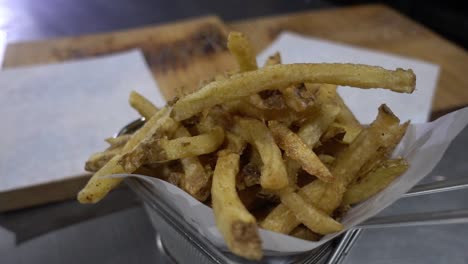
112, 107, 468, 254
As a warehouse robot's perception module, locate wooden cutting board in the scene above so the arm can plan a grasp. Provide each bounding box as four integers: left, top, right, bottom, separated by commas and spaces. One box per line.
3, 16, 237, 100
2, 4, 468, 211
1, 16, 237, 212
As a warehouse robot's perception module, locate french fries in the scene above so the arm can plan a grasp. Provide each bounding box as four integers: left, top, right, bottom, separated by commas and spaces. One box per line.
212, 152, 262, 260
148, 126, 225, 161
78, 107, 176, 203
235, 117, 289, 190
227, 32, 258, 72
280, 189, 343, 235
78, 31, 415, 260
129, 91, 158, 119
261, 105, 405, 234
264, 52, 281, 67
343, 159, 409, 205
176, 127, 212, 201
268, 120, 333, 183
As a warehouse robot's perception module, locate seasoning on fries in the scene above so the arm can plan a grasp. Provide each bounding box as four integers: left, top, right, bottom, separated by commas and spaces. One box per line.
78, 31, 415, 260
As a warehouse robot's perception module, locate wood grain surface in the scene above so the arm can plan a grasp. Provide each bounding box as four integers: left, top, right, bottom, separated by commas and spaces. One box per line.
4, 16, 237, 100
2, 4, 467, 211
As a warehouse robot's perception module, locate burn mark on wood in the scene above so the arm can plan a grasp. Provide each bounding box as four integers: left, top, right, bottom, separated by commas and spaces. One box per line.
54, 24, 228, 73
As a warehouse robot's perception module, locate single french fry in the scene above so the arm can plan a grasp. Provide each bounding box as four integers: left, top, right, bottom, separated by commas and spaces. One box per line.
281, 83, 316, 112
176, 126, 212, 201
297, 104, 341, 148
269, 120, 334, 182
357, 121, 409, 177
235, 117, 289, 190
212, 152, 262, 260
147, 126, 224, 162
334, 93, 363, 144
173, 64, 415, 121
343, 159, 409, 205
85, 148, 122, 172
227, 32, 258, 72
78, 107, 174, 203
280, 190, 343, 235
129, 91, 159, 120
105, 134, 131, 149
263, 52, 281, 67
290, 226, 321, 241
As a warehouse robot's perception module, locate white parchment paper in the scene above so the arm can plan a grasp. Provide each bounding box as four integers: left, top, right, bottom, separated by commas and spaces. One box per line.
115, 106, 468, 253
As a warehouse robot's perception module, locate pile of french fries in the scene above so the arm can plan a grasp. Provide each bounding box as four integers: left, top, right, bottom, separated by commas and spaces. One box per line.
79, 32, 415, 260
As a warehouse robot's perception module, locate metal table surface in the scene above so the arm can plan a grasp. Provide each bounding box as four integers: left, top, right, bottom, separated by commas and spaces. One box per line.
1, 126, 467, 264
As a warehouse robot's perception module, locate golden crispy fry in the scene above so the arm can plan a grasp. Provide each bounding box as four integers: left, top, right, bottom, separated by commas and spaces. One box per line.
263, 52, 281, 67
176, 127, 212, 201
297, 104, 341, 148
334, 94, 363, 144
212, 152, 262, 260
173, 64, 415, 121
85, 148, 121, 172
78, 107, 175, 203
290, 226, 321, 241
80, 31, 415, 260
224, 132, 246, 154
357, 121, 409, 177
148, 126, 225, 162
235, 117, 289, 190
261, 104, 403, 233
280, 190, 343, 235
129, 91, 159, 120
314, 84, 363, 143
223, 100, 296, 124
105, 135, 131, 149
321, 123, 347, 143
281, 83, 316, 112
343, 159, 409, 205
269, 120, 333, 182
85, 135, 132, 172
227, 32, 258, 72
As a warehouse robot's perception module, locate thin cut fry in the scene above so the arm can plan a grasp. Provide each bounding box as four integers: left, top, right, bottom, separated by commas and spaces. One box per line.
263, 52, 281, 67
212, 152, 262, 260
78, 107, 174, 203
269, 120, 334, 182
290, 226, 321, 241
149, 126, 225, 161
280, 190, 343, 235
85, 148, 121, 172
176, 127, 212, 201
129, 91, 159, 119
235, 117, 289, 190
105, 134, 131, 149
227, 32, 258, 72
173, 64, 416, 121
334, 93, 363, 144
281, 83, 315, 112
343, 159, 409, 205
357, 121, 409, 177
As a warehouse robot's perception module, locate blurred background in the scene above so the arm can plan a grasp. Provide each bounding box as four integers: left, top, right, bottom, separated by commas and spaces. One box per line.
1, 0, 466, 49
